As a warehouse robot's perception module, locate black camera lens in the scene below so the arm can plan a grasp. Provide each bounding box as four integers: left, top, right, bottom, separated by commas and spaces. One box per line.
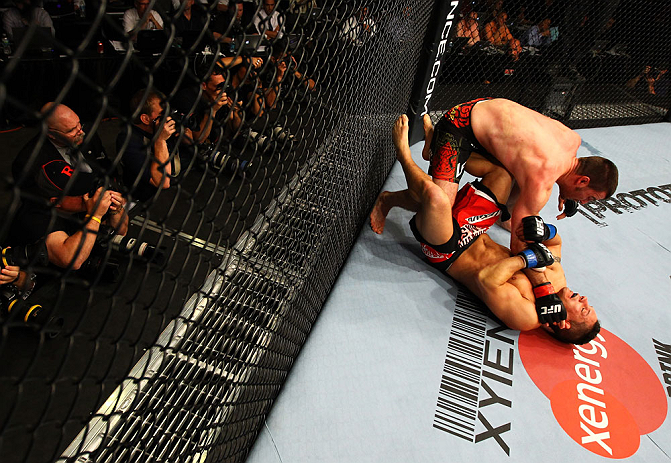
167, 109, 199, 131
1, 242, 49, 269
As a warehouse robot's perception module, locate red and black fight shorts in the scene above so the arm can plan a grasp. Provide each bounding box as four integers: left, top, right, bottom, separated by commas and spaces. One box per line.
429, 98, 492, 184
409, 180, 510, 272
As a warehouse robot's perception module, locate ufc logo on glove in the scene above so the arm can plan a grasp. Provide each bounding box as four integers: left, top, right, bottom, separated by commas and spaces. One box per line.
541, 304, 562, 315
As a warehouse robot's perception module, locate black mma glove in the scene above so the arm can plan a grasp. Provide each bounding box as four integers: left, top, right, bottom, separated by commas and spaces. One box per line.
564, 199, 579, 218
533, 282, 567, 325
520, 216, 557, 242
518, 242, 554, 270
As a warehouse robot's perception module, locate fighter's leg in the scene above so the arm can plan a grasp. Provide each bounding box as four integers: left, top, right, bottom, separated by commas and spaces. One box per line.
393, 115, 454, 245
421, 114, 434, 161
370, 114, 433, 234
427, 117, 473, 205
497, 182, 520, 231
370, 189, 419, 234
465, 152, 513, 204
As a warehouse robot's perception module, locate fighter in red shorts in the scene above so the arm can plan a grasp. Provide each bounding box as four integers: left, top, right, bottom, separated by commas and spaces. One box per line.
409, 180, 509, 272
377, 115, 600, 345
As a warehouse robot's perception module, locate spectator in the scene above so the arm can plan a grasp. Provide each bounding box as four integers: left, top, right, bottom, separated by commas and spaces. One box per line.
211, 0, 250, 43
626, 64, 669, 96
592, 16, 616, 52
253, 0, 283, 40
515, 6, 531, 26
172, 0, 207, 35
526, 18, 553, 47
9, 161, 126, 270
341, 6, 377, 46
116, 89, 177, 203
2, 0, 54, 40
288, 0, 316, 14
12, 103, 119, 214
261, 39, 315, 110
229, 53, 267, 121
173, 59, 243, 145
483, 11, 522, 60
456, 8, 480, 47
123, 0, 164, 35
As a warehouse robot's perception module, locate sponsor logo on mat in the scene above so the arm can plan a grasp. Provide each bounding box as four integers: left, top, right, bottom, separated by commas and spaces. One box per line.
578, 182, 671, 227
519, 329, 668, 458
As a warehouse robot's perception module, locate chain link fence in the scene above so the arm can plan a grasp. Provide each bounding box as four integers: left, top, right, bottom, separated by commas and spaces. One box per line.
0, 1, 433, 462
1, 0, 669, 462
428, 0, 670, 127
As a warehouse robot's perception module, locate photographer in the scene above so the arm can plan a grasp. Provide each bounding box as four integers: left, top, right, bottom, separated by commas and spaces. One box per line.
173, 58, 245, 145
13, 103, 122, 215
261, 39, 315, 110
8, 161, 126, 271
116, 89, 179, 204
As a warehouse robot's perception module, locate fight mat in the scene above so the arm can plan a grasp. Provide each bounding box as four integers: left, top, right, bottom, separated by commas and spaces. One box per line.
246, 123, 671, 462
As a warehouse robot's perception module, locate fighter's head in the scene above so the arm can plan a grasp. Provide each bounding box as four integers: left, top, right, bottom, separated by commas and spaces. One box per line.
558, 156, 618, 205
547, 287, 600, 345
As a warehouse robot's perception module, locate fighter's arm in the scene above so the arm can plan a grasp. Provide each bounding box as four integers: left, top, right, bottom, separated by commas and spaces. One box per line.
514, 217, 567, 328
476, 256, 540, 331
509, 182, 553, 254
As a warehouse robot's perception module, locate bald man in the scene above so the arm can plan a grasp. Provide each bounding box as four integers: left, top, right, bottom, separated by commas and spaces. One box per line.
12, 103, 121, 213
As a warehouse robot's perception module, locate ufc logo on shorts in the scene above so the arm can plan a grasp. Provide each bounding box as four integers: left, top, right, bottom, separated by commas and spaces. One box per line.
541, 304, 562, 315
61, 166, 74, 177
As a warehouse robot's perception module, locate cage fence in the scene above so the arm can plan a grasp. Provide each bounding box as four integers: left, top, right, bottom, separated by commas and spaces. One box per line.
0, 0, 669, 463
427, 0, 671, 128
0, 1, 433, 462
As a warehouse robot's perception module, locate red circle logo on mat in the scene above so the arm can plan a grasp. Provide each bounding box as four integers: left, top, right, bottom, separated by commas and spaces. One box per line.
519, 328, 667, 458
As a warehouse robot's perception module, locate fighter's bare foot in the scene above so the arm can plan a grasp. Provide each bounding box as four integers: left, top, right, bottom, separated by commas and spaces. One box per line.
370, 191, 392, 234
392, 115, 410, 156
422, 114, 434, 161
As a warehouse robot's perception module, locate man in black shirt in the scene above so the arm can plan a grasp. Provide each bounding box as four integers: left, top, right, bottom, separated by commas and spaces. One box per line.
116, 89, 177, 204
9, 160, 126, 270
173, 61, 241, 145
173, 0, 207, 35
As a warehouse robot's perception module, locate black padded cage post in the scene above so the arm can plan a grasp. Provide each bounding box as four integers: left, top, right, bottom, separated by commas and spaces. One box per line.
407, 0, 464, 145
0, 1, 435, 463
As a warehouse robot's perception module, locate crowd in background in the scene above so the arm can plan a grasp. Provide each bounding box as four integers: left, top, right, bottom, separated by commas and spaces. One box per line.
1, 0, 331, 327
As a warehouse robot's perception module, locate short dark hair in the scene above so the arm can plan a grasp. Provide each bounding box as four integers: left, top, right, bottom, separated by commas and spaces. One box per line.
549, 319, 601, 345
271, 37, 289, 59
577, 156, 619, 197
130, 88, 166, 124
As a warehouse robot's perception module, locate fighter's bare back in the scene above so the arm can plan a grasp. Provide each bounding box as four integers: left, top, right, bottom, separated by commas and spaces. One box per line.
470, 99, 581, 193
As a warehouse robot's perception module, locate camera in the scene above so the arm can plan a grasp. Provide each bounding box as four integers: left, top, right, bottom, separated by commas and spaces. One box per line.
0, 241, 49, 270
110, 235, 167, 266
164, 109, 199, 132
1, 276, 63, 336
195, 143, 251, 175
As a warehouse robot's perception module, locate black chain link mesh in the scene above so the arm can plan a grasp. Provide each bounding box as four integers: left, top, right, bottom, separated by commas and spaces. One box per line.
431, 0, 671, 127
0, 1, 433, 462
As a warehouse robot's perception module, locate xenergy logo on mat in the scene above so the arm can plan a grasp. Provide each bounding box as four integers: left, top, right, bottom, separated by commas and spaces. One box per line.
519, 329, 668, 458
